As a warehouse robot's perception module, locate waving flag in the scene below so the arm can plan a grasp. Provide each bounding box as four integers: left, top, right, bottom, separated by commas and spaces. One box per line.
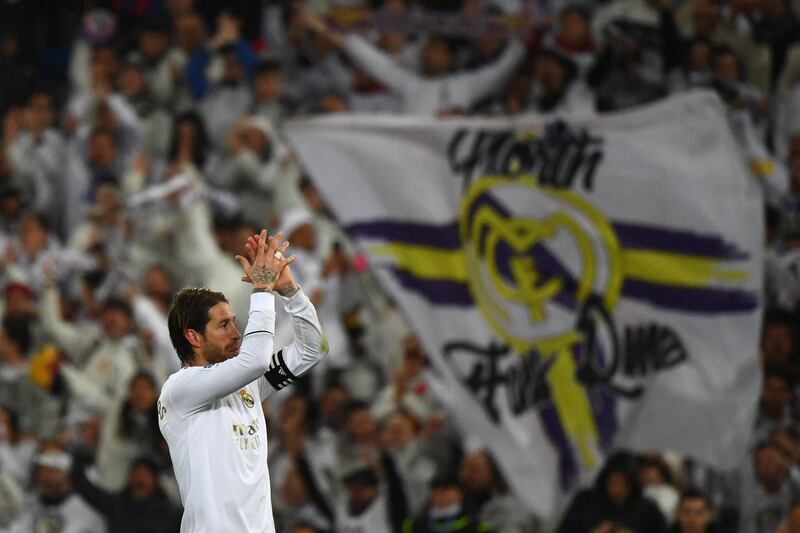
285, 91, 763, 515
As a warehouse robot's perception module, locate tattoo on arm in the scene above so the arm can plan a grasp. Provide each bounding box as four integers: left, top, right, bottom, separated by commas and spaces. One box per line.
251, 265, 278, 286
277, 283, 300, 298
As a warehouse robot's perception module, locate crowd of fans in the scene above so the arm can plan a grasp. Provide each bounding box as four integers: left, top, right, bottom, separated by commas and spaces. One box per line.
0, 0, 799, 531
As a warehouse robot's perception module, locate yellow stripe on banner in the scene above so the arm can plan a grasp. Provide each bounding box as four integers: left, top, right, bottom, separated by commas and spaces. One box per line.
622, 250, 747, 287
546, 344, 599, 470
369, 244, 468, 282
749, 159, 775, 178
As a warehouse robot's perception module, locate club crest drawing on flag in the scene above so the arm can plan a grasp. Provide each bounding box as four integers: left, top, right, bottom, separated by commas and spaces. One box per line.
286, 91, 764, 516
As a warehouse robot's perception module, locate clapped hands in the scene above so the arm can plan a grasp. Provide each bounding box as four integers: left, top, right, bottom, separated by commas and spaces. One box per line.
235, 230, 296, 294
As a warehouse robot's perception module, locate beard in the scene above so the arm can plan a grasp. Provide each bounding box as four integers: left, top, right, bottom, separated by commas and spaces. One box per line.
200, 341, 239, 364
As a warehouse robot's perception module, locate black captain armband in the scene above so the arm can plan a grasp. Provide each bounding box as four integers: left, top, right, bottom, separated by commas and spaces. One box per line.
264, 350, 297, 391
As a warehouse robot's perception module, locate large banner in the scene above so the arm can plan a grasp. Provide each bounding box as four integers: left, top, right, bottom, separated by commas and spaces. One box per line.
285, 91, 763, 515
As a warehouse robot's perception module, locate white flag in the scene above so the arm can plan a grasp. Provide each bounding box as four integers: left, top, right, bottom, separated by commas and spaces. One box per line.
286, 91, 764, 516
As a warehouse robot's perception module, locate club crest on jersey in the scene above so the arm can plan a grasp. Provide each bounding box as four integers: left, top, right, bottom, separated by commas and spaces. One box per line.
238, 389, 255, 408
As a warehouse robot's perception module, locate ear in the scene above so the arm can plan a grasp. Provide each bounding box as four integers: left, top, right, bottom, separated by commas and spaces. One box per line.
184, 329, 203, 349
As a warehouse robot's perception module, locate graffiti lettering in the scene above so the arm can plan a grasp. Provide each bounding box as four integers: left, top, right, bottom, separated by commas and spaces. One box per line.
447, 124, 604, 192
443, 299, 688, 423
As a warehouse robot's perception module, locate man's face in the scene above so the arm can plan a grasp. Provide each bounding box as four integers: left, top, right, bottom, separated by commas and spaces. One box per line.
36, 466, 71, 500
346, 409, 376, 443
288, 224, 317, 251
128, 464, 157, 501
255, 72, 283, 102
560, 10, 589, 47
346, 483, 379, 513
242, 127, 268, 156
459, 452, 494, 492
692, 0, 721, 37
761, 376, 792, 419
0, 192, 22, 219
195, 302, 241, 365
5, 288, 35, 319
534, 55, 567, 94
88, 133, 117, 168
140, 31, 169, 62
713, 53, 739, 81
381, 414, 414, 451
301, 184, 325, 214
223, 51, 244, 83
755, 445, 789, 489
128, 376, 157, 413
92, 48, 118, 82
677, 497, 711, 533
19, 216, 48, 258
688, 41, 712, 72
422, 40, 453, 76
28, 93, 54, 131
101, 307, 131, 341
762, 324, 793, 366
176, 14, 206, 52
119, 66, 146, 98
319, 386, 347, 425
430, 487, 462, 514
606, 471, 630, 505
144, 266, 173, 304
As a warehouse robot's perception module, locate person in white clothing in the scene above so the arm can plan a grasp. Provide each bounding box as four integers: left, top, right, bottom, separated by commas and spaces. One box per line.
158, 229, 328, 532
302, 7, 525, 116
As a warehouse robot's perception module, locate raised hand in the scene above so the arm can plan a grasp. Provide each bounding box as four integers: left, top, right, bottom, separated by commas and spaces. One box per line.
240, 233, 299, 297
235, 230, 295, 292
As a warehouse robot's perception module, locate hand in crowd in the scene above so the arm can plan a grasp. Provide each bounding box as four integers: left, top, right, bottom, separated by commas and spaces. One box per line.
210, 11, 242, 49
321, 248, 348, 278
301, 7, 344, 48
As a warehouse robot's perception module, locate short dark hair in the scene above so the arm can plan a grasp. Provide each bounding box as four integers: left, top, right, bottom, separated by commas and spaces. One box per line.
255, 59, 282, 78
102, 297, 133, 318
764, 308, 795, 330
343, 399, 371, 420
680, 487, 711, 508
168, 288, 228, 365
343, 467, 379, 487
21, 212, 50, 233
1, 317, 32, 354
89, 126, 115, 144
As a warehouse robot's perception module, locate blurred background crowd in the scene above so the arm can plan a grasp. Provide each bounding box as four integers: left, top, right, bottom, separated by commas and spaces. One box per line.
0, 0, 799, 531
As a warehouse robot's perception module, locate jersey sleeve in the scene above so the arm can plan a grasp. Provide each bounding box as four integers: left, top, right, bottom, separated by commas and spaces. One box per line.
168, 292, 277, 416
258, 287, 327, 400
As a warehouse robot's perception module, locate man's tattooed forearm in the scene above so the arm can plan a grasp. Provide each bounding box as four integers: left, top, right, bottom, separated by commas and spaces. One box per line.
277, 283, 300, 297
251, 265, 278, 286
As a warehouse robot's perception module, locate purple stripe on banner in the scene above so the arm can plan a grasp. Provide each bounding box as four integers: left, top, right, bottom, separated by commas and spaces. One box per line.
594, 389, 619, 452
346, 221, 460, 249
621, 279, 758, 313
576, 340, 619, 452
538, 405, 579, 490
389, 267, 474, 306
347, 216, 749, 262
613, 222, 749, 260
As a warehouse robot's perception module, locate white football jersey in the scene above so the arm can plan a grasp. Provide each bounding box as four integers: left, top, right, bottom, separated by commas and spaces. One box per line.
158, 290, 326, 533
